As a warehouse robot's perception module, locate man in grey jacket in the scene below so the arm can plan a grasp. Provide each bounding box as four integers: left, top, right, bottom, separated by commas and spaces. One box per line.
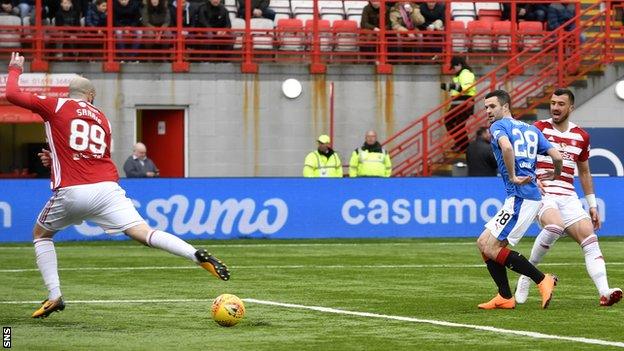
123, 142, 160, 178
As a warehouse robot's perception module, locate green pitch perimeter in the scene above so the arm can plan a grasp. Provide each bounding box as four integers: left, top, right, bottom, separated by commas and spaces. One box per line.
1, 238, 623, 350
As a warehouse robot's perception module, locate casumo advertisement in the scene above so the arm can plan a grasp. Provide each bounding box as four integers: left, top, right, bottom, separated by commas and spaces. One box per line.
586, 128, 624, 176
0, 178, 622, 242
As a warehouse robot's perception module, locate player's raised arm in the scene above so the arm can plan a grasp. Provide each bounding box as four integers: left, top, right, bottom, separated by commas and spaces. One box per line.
5, 52, 33, 109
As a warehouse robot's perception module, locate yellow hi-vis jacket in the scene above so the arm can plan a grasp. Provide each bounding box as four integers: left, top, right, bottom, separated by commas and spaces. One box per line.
349, 147, 392, 177
303, 150, 343, 177
451, 68, 477, 97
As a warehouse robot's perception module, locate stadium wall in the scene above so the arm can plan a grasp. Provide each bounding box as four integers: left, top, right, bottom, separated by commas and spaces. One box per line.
573, 79, 624, 128
52, 63, 458, 177
0, 177, 622, 242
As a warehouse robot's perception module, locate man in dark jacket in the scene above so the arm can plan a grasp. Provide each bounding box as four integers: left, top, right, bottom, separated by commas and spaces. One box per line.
85, 0, 107, 27
123, 142, 160, 178
418, 1, 444, 30
197, 0, 232, 58
237, 0, 274, 21
466, 127, 498, 176
113, 0, 142, 57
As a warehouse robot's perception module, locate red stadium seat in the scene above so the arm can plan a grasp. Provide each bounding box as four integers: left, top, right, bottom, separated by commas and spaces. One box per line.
332, 20, 358, 52
467, 20, 493, 51
277, 18, 305, 51
478, 9, 502, 22
305, 19, 332, 51
519, 21, 544, 51
449, 20, 467, 53
492, 20, 513, 51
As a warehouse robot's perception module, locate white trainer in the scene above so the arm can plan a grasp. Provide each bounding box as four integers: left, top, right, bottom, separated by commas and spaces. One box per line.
515, 275, 532, 304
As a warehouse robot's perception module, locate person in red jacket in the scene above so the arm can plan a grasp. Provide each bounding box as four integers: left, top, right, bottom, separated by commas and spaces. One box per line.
5, 52, 230, 319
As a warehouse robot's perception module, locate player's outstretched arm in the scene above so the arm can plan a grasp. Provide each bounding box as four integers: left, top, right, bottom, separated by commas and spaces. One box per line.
578, 160, 601, 230
5, 52, 33, 109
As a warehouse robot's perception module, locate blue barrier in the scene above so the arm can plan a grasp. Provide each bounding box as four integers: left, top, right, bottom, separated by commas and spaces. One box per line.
0, 177, 621, 242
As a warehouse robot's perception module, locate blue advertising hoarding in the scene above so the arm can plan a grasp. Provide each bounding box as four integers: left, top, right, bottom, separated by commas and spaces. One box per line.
0, 177, 622, 242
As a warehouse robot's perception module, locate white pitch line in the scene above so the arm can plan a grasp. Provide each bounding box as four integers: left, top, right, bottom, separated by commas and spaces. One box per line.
244, 298, 624, 348
1, 262, 623, 273
1, 297, 622, 347
0, 242, 477, 250
0, 299, 208, 305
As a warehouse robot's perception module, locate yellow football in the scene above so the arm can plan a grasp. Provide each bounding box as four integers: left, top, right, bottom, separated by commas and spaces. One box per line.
211, 294, 245, 327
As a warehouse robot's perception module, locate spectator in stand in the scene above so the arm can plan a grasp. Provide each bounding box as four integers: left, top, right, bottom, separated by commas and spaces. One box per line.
418, 1, 444, 30
55, 0, 80, 26
502, 4, 547, 22
55, 0, 81, 58
360, 0, 383, 59
389, 2, 424, 58
16, 0, 33, 19
237, 0, 275, 21
0, 0, 20, 18
113, 0, 142, 58
196, 0, 233, 59
142, 0, 170, 59
85, 0, 107, 27
466, 127, 498, 177
547, 2, 575, 31
418, 1, 444, 58
169, 0, 197, 26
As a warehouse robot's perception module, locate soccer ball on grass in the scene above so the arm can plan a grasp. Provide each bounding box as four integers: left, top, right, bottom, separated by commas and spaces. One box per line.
211, 294, 245, 327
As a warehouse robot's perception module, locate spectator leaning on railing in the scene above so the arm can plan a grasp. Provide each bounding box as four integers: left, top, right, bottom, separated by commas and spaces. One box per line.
196, 0, 233, 59
418, 1, 444, 31
360, 0, 387, 59
389, 2, 424, 56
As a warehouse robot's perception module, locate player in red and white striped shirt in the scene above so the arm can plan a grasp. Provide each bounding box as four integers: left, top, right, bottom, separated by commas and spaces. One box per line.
6, 53, 230, 318
515, 89, 621, 306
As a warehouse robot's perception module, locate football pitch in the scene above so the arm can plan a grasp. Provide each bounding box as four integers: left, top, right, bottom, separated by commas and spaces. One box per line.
1, 237, 623, 350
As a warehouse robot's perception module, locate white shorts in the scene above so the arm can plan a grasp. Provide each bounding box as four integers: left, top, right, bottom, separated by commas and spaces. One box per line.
538, 194, 591, 229
37, 181, 145, 234
485, 196, 542, 246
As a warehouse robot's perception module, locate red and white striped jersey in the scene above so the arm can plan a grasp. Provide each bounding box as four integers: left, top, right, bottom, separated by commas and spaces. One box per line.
534, 119, 590, 196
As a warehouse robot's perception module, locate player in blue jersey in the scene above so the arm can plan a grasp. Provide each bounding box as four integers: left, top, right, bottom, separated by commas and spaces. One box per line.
476, 90, 563, 310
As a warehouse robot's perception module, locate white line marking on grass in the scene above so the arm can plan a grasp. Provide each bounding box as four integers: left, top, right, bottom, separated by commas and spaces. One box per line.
2, 262, 624, 273
0, 242, 476, 250
244, 298, 624, 348
1, 297, 622, 347
0, 299, 208, 305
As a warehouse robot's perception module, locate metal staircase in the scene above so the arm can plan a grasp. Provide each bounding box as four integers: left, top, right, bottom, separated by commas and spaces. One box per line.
383, 1, 618, 177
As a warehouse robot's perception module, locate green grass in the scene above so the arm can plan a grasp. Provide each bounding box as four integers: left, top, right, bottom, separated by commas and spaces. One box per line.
1, 237, 624, 350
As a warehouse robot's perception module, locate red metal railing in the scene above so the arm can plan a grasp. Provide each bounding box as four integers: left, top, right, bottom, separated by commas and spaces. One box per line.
384, 0, 618, 176
0, 0, 600, 73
